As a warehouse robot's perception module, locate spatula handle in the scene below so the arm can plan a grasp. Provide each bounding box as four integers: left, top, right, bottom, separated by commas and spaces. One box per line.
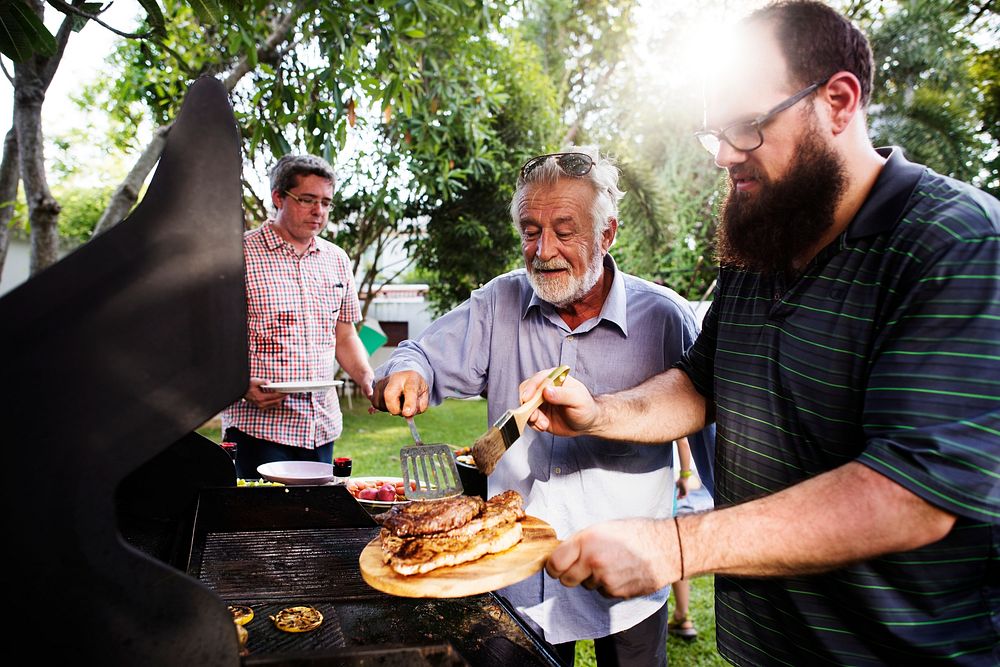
511, 366, 570, 432
406, 416, 423, 446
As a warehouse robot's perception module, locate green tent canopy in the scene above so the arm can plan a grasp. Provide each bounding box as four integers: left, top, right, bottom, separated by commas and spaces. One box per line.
358, 320, 388, 356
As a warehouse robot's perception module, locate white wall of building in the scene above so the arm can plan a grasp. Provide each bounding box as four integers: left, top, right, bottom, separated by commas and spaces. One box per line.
0, 238, 83, 298
0, 238, 32, 297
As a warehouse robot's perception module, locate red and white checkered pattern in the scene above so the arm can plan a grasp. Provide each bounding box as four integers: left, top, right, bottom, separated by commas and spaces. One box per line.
222, 223, 361, 448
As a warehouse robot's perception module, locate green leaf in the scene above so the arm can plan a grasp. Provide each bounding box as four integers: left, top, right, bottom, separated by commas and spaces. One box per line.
5, 1, 56, 59
403, 28, 426, 38
241, 29, 257, 69
268, 128, 291, 157
69, 3, 104, 33
219, 0, 248, 21
0, 2, 35, 62
186, 0, 223, 24
248, 120, 263, 155
135, 0, 165, 31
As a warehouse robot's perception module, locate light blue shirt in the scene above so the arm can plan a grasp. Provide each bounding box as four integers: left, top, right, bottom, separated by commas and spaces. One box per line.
376, 254, 707, 643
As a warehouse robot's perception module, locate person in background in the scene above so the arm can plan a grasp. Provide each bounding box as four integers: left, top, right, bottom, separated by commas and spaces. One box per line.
222, 154, 374, 478
523, 2, 999, 665
667, 435, 698, 642
372, 145, 714, 667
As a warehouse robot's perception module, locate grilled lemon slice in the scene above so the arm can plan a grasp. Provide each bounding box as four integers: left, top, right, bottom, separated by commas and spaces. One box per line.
269, 606, 323, 633
228, 605, 254, 626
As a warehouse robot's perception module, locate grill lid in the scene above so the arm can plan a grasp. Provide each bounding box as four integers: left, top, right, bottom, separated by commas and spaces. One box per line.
0, 76, 247, 664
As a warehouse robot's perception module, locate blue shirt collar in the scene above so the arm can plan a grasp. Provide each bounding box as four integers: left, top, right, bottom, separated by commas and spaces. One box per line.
523, 253, 629, 337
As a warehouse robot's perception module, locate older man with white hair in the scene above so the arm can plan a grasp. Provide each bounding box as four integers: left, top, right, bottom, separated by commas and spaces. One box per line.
372, 146, 711, 666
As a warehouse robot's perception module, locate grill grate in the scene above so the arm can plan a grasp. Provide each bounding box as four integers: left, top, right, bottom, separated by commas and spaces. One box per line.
230, 602, 346, 654
196, 527, 380, 601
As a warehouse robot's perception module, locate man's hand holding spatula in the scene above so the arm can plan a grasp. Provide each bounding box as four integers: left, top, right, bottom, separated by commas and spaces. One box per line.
370, 370, 431, 416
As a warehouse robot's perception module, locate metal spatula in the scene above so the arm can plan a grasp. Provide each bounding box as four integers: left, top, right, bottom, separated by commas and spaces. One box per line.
400, 416, 464, 500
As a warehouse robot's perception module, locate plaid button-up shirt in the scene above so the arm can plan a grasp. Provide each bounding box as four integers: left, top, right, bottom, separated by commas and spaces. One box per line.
222, 223, 361, 448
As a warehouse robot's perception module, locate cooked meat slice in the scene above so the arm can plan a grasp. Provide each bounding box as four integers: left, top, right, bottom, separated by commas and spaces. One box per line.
380, 495, 486, 537
433, 503, 518, 539
380, 503, 520, 561
390, 520, 524, 576
487, 490, 525, 518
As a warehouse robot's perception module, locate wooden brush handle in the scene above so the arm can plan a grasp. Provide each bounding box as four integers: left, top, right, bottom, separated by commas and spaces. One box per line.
511, 366, 570, 432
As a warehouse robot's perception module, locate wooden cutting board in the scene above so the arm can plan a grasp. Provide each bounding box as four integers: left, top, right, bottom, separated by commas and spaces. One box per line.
359, 515, 559, 598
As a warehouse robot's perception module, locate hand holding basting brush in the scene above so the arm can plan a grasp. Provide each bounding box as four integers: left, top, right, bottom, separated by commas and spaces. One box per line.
471, 366, 571, 475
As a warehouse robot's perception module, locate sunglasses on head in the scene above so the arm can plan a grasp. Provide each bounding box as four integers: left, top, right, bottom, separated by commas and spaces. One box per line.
520, 152, 595, 181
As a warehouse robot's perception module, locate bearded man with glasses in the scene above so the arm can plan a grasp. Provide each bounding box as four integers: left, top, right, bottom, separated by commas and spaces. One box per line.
522, 2, 999, 666
221, 154, 374, 478
372, 145, 714, 666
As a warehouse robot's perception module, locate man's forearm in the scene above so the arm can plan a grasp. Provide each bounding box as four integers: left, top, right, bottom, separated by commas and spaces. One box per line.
335, 326, 374, 388
682, 462, 956, 578
591, 369, 708, 444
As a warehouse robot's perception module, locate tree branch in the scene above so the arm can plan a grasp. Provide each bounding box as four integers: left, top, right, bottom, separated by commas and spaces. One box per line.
91, 123, 172, 237
94, 1, 306, 235
35, 0, 91, 86
154, 40, 201, 78
223, 1, 304, 91
960, 0, 994, 31
47, 0, 156, 40
0, 126, 20, 277
0, 58, 12, 85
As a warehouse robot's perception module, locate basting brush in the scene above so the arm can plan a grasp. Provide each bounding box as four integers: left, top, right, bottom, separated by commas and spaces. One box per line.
471, 366, 570, 475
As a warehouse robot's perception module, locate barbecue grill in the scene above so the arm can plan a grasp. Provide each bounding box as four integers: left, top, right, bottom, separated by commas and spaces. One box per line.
0, 77, 559, 666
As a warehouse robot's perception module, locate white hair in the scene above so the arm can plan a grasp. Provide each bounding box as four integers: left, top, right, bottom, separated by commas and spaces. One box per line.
510, 145, 625, 237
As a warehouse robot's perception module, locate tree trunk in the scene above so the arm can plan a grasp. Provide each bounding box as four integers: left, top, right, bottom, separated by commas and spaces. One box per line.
94, 3, 304, 237
13, 1, 77, 275
91, 124, 170, 237
14, 70, 60, 274
0, 127, 20, 277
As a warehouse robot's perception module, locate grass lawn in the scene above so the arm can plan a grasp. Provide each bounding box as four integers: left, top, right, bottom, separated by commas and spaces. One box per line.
198, 397, 727, 667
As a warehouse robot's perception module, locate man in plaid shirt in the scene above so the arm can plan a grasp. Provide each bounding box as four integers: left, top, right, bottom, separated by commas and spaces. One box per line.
222, 154, 374, 478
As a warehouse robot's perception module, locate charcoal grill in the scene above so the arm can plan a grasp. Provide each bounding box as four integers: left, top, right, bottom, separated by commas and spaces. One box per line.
0, 77, 559, 666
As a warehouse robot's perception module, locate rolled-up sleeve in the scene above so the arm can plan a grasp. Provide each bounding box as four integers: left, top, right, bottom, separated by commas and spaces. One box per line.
375, 284, 497, 405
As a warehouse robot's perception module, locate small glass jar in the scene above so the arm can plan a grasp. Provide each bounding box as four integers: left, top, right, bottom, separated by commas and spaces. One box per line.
220, 441, 238, 462
332, 456, 352, 485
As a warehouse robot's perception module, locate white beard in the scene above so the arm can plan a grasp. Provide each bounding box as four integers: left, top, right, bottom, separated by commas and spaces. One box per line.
527, 239, 605, 308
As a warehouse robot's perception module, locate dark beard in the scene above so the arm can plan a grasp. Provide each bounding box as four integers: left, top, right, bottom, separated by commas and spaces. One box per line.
715, 132, 846, 275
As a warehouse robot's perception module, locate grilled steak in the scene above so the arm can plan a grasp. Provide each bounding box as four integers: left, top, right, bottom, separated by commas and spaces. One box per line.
378, 490, 527, 576
379, 495, 485, 537
381, 502, 519, 560
487, 490, 525, 518
389, 521, 524, 576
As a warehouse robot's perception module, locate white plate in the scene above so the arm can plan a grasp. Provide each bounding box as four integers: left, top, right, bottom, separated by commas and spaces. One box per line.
261, 380, 344, 393
257, 461, 334, 485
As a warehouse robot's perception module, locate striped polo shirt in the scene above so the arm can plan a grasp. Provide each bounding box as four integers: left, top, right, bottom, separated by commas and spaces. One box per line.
678, 148, 999, 665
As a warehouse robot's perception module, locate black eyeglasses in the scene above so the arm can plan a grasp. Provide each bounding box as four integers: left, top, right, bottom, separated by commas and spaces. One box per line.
283, 190, 332, 210
520, 152, 595, 181
695, 79, 827, 157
